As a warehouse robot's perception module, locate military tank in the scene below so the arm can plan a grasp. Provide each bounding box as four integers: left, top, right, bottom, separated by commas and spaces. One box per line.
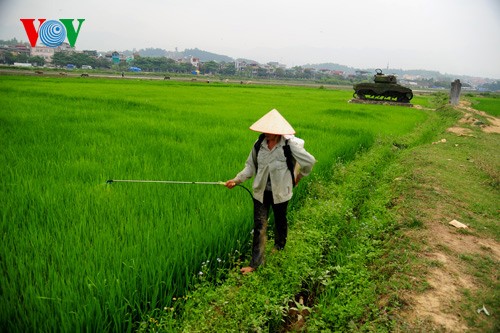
353, 69, 413, 103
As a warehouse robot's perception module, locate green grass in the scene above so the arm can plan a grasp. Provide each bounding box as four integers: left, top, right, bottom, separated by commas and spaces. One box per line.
1, 75, 428, 331
141, 96, 500, 332
386, 104, 499, 332
139, 104, 460, 332
469, 93, 500, 116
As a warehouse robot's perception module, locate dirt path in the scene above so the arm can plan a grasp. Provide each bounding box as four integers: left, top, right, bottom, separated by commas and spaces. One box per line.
396, 101, 499, 332
402, 224, 499, 331
447, 101, 500, 135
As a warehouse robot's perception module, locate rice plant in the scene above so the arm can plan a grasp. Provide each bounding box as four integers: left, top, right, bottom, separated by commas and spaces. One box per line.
0, 75, 426, 331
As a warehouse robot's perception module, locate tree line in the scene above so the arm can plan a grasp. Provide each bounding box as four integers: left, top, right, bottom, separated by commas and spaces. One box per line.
2, 42, 496, 89
0, 50, 333, 79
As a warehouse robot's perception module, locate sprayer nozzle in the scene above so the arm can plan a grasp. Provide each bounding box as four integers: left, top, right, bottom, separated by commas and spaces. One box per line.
106, 180, 113, 184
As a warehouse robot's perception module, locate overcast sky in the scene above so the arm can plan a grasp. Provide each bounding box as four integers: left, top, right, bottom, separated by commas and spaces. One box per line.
1, 0, 499, 78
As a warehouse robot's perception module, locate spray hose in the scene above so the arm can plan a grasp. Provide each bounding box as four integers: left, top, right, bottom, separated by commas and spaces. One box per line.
105, 179, 253, 199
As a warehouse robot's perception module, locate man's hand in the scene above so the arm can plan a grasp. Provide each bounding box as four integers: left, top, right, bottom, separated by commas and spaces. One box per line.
225, 179, 237, 189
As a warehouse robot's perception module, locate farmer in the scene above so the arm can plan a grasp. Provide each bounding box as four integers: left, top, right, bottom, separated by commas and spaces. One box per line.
225, 109, 316, 274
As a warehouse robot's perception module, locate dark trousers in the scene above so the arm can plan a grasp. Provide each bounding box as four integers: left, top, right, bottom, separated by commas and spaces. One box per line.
249, 191, 289, 268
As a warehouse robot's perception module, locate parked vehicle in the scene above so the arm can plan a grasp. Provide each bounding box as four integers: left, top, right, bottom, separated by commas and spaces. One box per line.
353, 69, 413, 103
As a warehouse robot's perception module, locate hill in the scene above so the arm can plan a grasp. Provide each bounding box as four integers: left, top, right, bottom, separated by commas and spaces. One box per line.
182, 48, 233, 62
121, 47, 233, 63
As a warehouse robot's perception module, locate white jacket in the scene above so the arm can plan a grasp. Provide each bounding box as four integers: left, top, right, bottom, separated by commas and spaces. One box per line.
234, 136, 316, 204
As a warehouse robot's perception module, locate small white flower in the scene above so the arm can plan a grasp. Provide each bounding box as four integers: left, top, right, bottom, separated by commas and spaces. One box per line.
217, 258, 222, 263
198, 271, 203, 275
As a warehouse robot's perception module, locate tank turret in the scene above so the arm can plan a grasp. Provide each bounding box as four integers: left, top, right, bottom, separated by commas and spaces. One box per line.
353, 69, 413, 103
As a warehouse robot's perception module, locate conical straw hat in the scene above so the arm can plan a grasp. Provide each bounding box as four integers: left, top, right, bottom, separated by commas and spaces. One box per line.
249, 109, 295, 135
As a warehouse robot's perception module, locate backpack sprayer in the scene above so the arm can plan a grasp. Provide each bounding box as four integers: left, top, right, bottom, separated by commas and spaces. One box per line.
105, 179, 253, 198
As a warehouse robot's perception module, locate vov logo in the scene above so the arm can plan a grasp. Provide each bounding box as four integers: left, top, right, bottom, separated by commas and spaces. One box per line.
20, 19, 85, 48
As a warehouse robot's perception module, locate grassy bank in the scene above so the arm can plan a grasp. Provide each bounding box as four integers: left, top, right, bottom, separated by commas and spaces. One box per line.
387, 99, 499, 332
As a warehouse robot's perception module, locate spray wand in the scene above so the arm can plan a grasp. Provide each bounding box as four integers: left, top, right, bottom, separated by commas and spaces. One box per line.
105, 179, 253, 198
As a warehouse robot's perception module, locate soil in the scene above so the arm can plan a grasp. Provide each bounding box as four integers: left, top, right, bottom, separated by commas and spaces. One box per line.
397, 101, 500, 332
447, 101, 500, 136
401, 224, 499, 332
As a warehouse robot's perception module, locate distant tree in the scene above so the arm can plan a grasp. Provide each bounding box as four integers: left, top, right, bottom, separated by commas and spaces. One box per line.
274, 67, 285, 78
178, 62, 195, 73
1, 52, 16, 64
15, 53, 29, 63
256, 67, 269, 77
52, 52, 72, 67
479, 81, 500, 91
28, 56, 45, 66
95, 57, 111, 69
291, 66, 304, 78
51, 52, 100, 68
164, 58, 179, 72
82, 50, 98, 57
432, 80, 451, 89
219, 62, 236, 75
0, 38, 27, 46
200, 61, 219, 74
72, 53, 91, 67
303, 68, 315, 79
130, 56, 195, 73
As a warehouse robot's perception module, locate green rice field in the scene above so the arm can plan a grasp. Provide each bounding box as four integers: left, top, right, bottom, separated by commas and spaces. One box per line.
0, 75, 428, 331
470, 94, 500, 116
